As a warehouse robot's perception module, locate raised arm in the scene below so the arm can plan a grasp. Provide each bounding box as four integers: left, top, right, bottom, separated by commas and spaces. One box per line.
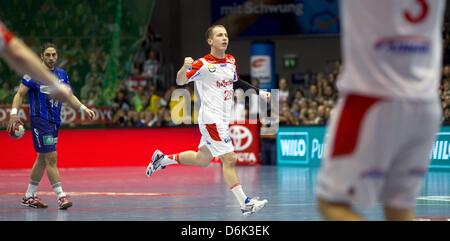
176, 57, 194, 86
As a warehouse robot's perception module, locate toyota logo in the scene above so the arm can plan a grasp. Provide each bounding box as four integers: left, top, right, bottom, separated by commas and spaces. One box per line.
229, 125, 253, 151
60, 105, 76, 123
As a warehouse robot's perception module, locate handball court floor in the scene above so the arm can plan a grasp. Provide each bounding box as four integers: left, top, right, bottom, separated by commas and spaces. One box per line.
1, 165, 450, 221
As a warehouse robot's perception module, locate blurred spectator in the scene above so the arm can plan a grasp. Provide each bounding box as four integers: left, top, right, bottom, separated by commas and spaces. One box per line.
130, 86, 145, 112
278, 78, 290, 104
279, 103, 299, 125
112, 89, 131, 113
443, 107, 450, 125
0, 82, 14, 103
86, 90, 100, 106
144, 85, 162, 116
80, 74, 101, 102
149, 107, 174, 127
142, 50, 161, 86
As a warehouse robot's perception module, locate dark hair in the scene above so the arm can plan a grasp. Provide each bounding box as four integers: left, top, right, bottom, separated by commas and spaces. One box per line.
41, 43, 57, 54
205, 25, 226, 42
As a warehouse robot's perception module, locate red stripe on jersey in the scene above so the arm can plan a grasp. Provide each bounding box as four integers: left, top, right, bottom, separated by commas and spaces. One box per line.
186, 60, 204, 79
203, 54, 237, 65
0, 23, 13, 44
205, 124, 222, 141
331, 94, 381, 158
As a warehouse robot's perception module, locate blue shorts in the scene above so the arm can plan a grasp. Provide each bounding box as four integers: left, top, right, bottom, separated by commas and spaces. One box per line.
30, 117, 59, 153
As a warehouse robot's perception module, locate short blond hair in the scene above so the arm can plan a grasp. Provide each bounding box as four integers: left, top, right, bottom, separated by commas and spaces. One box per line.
205, 25, 226, 42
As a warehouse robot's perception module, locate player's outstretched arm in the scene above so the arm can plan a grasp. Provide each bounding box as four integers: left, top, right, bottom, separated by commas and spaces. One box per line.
0, 38, 71, 100
65, 94, 96, 120
176, 57, 194, 86
233, 79, 271, 101
7, 84, 28, 133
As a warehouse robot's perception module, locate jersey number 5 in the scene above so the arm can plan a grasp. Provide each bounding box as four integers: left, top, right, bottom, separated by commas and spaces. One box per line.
404, 0, 429, 24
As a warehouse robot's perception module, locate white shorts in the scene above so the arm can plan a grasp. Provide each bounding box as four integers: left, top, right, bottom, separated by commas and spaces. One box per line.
198, 123, 234, 157
316, 94, 441, 209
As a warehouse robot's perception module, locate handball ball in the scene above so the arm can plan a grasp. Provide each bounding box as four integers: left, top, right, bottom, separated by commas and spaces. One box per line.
10, 124, 25, 139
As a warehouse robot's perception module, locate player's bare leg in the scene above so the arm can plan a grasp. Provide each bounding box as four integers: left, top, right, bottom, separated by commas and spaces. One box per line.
29, 155, 46, 189
219, 152, 240, 187
178, 146, 213, 167
42, 152, 60, 184
42, 152, 72, 209
384, 206, 414, 221
146, 146, 213, 176
220, 151, 268, 216
317, 198, 363, 221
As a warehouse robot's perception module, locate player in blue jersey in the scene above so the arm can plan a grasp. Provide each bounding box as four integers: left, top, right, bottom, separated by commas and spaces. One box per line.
7, 43, 95, 209
0, 21, 71, 99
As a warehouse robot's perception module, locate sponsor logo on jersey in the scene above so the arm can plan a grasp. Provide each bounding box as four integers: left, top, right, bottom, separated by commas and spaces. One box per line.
39, 85, 52, 95
374, 35, 430, 54
208, 64, 216, 72
216, 79, 233, 88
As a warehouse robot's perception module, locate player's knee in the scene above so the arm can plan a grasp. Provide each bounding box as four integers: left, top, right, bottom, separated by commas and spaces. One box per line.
199, 160, 211, 167
196, 155, 212, 167
37, 154, 46, 164
42, 154, 57, 166
221, 153, 237, 167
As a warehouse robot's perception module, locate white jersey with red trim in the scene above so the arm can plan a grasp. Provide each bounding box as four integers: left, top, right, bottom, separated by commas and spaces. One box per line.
0, 21, 13, 51
338, 0, 445, 100
186, 54, 239, 124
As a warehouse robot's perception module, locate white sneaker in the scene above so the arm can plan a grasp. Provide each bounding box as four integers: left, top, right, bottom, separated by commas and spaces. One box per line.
146, 150, 166, 177
241, 197, 268, 217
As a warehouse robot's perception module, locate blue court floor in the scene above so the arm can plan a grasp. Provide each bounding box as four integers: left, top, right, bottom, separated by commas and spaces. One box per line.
0, 165, 449, 221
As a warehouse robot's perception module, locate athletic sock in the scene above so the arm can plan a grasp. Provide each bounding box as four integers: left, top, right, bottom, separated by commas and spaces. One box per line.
230, 184, 248, 207
161, 154, 179, 166
25, 180, 39, 198
52, 182, 66, 199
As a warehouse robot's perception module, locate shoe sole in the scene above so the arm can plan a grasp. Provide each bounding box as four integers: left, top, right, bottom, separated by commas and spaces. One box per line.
20, 203, 48, 209
146, 150, 164, 177
242, 200, 268, 217
59, 202, 73, 210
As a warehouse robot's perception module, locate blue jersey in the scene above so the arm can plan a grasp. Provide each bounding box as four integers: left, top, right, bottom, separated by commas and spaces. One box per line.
21, 67, 70, 125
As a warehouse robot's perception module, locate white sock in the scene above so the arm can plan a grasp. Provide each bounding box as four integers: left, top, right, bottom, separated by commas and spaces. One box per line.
25, 181, 39, 198
161, 154, 179, 166
52, 182, 66, 199
231, 184, 248, 207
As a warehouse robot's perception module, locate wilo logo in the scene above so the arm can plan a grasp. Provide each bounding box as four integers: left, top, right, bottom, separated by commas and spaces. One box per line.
279, 132, 309, 162
430, 133, 450, 160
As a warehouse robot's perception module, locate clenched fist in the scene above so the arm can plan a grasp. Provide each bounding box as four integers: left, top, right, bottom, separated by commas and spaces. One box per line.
183, 57, 194, 69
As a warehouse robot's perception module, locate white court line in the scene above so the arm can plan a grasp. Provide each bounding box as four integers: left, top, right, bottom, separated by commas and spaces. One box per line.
416, 196, 450, 202
0, 191, 187, 197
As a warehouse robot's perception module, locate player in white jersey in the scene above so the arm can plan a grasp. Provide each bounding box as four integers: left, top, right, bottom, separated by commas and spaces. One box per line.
146, 25, 270, 216
0, 21, 70, 100
316, 0, 445, 220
